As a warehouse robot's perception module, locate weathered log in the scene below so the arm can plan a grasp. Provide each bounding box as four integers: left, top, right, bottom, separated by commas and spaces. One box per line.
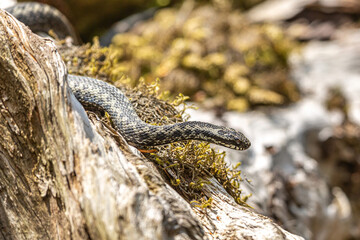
0, 9, 303, 240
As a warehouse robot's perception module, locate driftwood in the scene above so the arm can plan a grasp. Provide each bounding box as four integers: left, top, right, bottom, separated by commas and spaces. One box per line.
0, 9, 303, 240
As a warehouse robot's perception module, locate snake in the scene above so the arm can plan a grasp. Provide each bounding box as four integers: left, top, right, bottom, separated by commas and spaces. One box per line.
5, 2, 251, 151
5, 2, 79, 44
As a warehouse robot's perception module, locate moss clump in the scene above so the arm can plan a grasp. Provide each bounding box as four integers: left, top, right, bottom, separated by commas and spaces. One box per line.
148, 139, 250, 207
132, 81, 251, 207
59, 1, 301, 113
58, 40, 251, 208
105, 2, 300, 112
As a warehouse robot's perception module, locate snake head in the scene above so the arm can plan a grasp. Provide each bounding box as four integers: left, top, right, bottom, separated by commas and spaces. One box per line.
216, 128, 251, 150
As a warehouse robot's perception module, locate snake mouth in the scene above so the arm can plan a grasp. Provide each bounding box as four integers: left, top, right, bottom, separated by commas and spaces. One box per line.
235, 138, 251, 150
243, 140, 251, 150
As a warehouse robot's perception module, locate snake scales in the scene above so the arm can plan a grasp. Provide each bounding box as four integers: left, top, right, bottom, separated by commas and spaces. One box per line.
5, 2, 251, 150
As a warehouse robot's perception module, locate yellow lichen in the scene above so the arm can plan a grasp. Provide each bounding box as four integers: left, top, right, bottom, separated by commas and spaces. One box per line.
227, 98, 249, 112
248, 87, 285, 105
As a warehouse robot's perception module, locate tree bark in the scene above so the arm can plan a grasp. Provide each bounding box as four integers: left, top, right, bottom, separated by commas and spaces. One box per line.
0, 9, 303, 240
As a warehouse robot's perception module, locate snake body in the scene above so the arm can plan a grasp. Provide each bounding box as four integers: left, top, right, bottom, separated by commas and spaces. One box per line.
5, 2, 79, 44
5, 3, 251, 150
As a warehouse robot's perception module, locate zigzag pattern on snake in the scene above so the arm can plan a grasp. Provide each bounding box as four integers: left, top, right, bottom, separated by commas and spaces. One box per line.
5, 3, 251, 150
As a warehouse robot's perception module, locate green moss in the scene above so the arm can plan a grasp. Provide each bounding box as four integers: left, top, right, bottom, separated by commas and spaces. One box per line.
147, 140, 250, 207
125, 81, 251, 207
102, 4, 301, 112
59, 1, 301, 112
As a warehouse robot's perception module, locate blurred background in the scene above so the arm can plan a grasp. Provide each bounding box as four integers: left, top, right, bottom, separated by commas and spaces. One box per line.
4, 0, 360, 239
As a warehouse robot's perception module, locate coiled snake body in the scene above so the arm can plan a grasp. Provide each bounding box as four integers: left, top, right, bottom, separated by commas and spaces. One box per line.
5, 3, 251, 150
